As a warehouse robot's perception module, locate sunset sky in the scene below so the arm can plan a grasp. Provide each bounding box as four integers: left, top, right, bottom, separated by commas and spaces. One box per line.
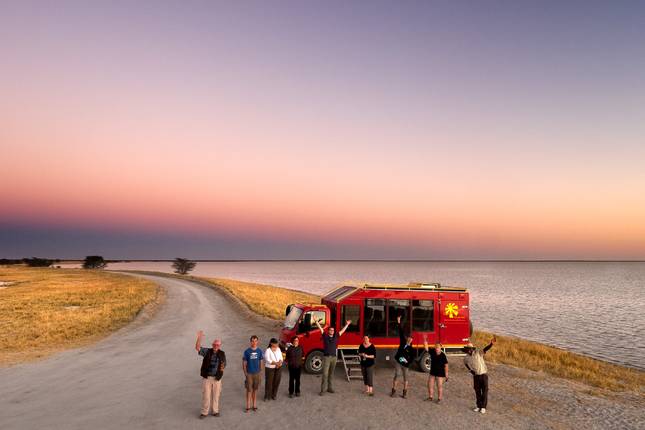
2, 1, 644, 259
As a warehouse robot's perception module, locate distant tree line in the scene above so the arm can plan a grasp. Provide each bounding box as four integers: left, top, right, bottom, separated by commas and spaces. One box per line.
0, 258, 62, 267
23, 257, 57, 267
0, 258, 24, 265
0, 256, 108, 269
2, 257, 199, 275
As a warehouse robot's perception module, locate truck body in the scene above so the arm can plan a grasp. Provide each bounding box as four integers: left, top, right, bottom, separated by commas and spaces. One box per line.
280, 282, 472, 374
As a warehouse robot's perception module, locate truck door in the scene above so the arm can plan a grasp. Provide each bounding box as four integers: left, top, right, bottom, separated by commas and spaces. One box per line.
438, 294, 469, 346
437, 298, 445, 344
298, 309, 327, 344
339, 303, 362, 347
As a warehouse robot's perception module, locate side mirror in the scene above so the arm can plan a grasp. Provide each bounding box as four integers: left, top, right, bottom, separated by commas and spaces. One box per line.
285, 304, 293, 316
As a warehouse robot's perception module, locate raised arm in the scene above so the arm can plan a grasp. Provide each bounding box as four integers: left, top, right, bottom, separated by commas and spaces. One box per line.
195, 330, 203, 352
397, 315, 405, 344
483, 336, 496, 353
338, 320, 352, 336
314, 318, 325, 334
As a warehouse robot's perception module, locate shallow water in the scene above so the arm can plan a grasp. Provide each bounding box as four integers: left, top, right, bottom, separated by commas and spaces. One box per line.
64, 261, 645, 370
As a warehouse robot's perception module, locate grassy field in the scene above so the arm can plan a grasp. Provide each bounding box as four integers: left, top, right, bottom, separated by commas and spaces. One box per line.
203, 277, 320, 319
202, 277, 644, 393
0, 266, 159, 365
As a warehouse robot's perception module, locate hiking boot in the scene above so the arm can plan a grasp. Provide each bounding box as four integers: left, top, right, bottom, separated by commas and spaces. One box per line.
390, 388, 396, 397
213, 412, 220, 417
401, 389, 407, 399
480, 408, 487, 414
199, 414, 208, 419
327, 388, 335, 393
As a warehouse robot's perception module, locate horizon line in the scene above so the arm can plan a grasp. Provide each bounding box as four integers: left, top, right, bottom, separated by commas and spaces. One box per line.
19, 258, 645, 263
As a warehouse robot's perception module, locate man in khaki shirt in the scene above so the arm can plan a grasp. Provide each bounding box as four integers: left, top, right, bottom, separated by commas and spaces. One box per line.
463, 336, 496, 414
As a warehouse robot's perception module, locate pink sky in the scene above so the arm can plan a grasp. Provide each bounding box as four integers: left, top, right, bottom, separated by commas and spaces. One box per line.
2, 2, 644, 259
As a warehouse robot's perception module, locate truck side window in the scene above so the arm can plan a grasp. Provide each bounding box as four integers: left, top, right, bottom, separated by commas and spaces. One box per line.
412, 300, 434, 332
364, 299, 386, 337
341, 305, 360, 332
330, 306, 337, 329
298, 310, 326, 333
387, 300, 410, 337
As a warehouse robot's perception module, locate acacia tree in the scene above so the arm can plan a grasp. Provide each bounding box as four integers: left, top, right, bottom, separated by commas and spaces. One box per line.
172, 258, 196, 275
83, 256, 107, 269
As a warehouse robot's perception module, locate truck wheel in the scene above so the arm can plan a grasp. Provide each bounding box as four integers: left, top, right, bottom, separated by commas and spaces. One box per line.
305, 351, 324, 374
418, 351, 431, 373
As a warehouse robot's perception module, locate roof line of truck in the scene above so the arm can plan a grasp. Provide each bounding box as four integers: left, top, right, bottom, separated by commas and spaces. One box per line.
322, 282, 468, 301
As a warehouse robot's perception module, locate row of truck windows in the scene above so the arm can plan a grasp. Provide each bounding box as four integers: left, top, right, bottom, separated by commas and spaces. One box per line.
323, 299, 435, 337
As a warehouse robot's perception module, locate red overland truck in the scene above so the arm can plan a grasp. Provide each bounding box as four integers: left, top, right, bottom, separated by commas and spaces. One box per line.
280, 282, 472, 375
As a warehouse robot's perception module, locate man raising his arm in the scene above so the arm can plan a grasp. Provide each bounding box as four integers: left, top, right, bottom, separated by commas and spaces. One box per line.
314, 318, 351, 395
195, 330, 226, 419
463, 336, 496, 414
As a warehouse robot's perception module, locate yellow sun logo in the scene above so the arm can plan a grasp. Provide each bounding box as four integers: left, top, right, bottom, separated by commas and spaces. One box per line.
445, 303, 459, 318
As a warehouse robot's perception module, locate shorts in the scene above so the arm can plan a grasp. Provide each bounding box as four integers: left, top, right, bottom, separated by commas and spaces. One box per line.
393, 361, 409, 383
245, 373, 261, 392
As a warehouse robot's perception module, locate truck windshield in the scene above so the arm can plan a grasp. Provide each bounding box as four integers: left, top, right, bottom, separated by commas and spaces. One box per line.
284, 306, 303, 329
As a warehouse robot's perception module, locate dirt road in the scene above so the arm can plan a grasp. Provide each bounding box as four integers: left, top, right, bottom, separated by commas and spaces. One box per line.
0, 274, 642, 429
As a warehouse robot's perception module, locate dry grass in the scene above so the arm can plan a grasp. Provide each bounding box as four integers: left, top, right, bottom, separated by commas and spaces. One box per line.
201, 276, 643, 394
0, 266, 158, 365
472, 330, 645, 393
203, 277, 320, 320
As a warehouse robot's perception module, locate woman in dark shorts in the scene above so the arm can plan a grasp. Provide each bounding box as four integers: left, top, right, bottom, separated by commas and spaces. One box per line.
358, 335, 376, 396
423, 336, 449, 403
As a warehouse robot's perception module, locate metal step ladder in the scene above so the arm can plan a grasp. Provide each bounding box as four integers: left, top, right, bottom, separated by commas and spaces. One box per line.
339, 349, 363, 382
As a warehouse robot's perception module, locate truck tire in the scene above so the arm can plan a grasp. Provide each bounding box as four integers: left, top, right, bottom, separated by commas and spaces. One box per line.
418, 351, 431, 373
305, 350, 324, 374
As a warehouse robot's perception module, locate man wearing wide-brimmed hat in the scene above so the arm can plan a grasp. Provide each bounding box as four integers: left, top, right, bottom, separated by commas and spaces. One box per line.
463, 336, 496, 414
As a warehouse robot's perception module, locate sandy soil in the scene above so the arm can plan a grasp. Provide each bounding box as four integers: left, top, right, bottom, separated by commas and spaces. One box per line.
0, 274, 642, 430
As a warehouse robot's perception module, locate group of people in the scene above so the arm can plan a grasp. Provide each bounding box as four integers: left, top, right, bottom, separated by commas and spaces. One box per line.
363, 315, 451, 402
196, 331, 306, 418
194, 323, 496, 419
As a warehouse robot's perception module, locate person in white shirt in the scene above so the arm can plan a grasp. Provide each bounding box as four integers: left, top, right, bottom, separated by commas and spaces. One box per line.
264, 338, 283, 401
463, 336, 496, 414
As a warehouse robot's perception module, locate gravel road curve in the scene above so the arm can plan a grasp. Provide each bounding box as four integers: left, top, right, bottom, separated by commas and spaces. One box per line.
1, 274, 642, 430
